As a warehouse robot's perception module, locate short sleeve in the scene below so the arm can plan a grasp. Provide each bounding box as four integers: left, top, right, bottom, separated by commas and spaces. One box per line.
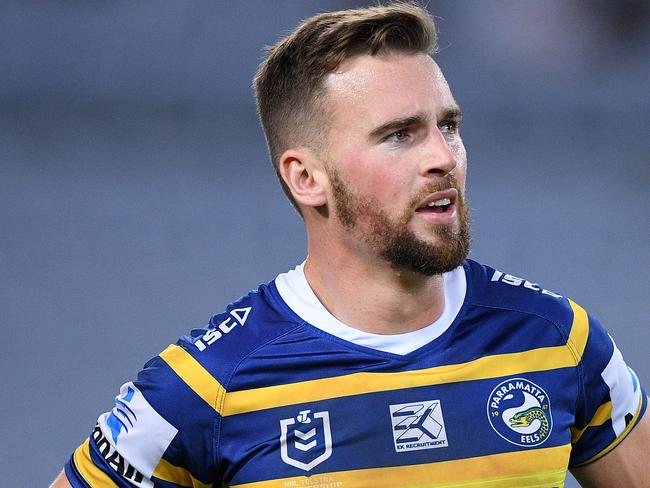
65, 343, 221, 487
569, 313, 647, 466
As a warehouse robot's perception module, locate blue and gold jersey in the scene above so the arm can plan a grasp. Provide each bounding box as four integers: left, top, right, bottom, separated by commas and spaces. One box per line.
65, 259, 646, 487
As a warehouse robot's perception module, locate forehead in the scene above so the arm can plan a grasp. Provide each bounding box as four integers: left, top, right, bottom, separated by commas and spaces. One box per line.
323, 53, 456, 129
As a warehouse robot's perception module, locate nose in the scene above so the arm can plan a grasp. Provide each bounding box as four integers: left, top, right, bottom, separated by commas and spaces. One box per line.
418, 127, 457, 177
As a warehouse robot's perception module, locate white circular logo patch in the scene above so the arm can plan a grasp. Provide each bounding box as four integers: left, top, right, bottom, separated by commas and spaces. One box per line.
487, 377, 552, 447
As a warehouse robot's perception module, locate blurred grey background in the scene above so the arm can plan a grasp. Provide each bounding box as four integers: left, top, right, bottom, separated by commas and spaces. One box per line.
1, 1, 648, 486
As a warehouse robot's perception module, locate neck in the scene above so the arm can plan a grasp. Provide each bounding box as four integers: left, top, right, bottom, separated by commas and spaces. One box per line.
303, 235, 446, 335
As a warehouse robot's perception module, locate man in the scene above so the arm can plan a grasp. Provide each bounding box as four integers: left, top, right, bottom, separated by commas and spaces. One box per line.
52, 3, 648, 487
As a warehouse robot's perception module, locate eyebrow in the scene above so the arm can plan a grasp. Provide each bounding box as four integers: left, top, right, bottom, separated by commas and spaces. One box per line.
368, 107, 463, 140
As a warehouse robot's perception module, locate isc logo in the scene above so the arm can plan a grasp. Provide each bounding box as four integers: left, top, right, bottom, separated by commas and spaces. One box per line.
194, 307, 251, 351
490, 271, 562, 298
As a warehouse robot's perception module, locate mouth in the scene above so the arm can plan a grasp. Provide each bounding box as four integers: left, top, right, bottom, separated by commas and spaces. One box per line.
509, 418, 530, 428
415, 189, 457, 216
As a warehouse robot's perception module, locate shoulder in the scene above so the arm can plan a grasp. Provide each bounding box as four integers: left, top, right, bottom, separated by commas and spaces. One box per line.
465, 259, 573, 320
463, 259, 589, 355
69, 280, 305, 486
190, 282, 300, 355
159, 281, 304, 393
461, 262, 646, 468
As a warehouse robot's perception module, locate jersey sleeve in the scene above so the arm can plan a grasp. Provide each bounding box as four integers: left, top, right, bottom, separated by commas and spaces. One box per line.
64, 340, 222, 487
569, 312, 647, 466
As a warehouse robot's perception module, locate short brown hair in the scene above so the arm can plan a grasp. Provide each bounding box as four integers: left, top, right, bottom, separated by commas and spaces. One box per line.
253, 2, 438, 214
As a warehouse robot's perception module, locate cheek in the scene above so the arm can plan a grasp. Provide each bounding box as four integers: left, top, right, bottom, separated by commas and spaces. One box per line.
357, 166, 406, 202
452, 142, 468, 183
340, 150, 398, 192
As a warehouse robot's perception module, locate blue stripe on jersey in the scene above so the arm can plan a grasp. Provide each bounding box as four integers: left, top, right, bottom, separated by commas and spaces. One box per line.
220, 369, 578, 485
570, 388, 647, 466
569, 309, 645, 465
87, 435, 140, 487
64, 458, 90, 488
572, 417, 617, 464
135, 355, 218, 483
224, 290, 574, 393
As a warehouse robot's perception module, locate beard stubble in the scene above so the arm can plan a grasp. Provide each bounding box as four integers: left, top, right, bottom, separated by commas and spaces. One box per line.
328, 167, 471, 277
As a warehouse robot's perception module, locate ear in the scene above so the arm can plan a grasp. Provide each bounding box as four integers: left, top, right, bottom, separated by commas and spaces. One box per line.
279, 148, 328, 209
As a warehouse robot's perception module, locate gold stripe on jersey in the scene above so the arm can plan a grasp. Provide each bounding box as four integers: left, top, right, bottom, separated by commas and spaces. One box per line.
73, 438, 119, 487
223, 300, 588, 416
160, 344, 227, 414
223, 300, 589, 416
223, 347, 565, 415
566, 299, 589, 361
571, 401, 613, 444
230, 444, 571, 488
161, 300, 587, 417
153, 457, 212, 488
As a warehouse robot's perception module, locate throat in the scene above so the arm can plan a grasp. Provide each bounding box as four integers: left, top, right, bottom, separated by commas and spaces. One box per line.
306, 260, 446, 335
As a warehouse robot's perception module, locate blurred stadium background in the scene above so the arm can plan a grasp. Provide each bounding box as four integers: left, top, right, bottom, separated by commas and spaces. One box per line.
1, 1, 648, 486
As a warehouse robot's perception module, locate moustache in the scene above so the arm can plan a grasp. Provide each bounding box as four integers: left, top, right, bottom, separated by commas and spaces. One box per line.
408, 174, 463, 207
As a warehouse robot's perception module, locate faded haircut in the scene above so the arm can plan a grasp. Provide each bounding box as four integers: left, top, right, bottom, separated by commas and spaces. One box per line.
253, 2, 438, 215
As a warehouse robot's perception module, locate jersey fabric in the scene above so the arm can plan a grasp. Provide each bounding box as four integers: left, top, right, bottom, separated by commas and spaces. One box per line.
65, 259, 647, 487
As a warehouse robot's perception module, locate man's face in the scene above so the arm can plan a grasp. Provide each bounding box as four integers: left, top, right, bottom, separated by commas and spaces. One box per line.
321, 52, 470, 276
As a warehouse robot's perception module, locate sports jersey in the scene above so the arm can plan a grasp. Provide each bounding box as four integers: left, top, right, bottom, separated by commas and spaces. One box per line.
65, 259, 647, 487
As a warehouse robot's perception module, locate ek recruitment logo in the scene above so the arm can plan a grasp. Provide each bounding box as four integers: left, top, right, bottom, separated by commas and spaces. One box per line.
389, 400, 448, 452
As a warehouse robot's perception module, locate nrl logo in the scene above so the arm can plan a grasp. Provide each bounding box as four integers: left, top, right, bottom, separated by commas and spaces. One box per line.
279, 410, 332, 471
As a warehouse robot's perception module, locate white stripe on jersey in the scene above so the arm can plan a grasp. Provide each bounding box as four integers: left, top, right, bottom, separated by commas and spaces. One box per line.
601, 336, 642, 436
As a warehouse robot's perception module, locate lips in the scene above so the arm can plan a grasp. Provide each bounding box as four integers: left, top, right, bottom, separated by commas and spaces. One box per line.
415, 189, 457, 214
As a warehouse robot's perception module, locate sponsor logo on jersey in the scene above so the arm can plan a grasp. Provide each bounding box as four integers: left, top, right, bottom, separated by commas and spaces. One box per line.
490, 270, 562, 298
194, 307, 252, 351
280, 409, 332, 471
106, 385, 137, 444
389, 400, 448, 452
487, 378, 552, 447
97, 382, 178, 478
92, 424, 152, 487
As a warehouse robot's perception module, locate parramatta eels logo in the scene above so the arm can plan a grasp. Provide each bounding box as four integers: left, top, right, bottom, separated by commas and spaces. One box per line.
487, 378, 552, 447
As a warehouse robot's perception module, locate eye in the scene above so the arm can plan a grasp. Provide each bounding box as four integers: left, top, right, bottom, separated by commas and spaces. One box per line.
384, 129, 411, 144
439, 120, 460, 135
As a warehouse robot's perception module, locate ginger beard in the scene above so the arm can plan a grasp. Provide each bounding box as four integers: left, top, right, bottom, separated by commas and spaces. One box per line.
327, 167, 471, 276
